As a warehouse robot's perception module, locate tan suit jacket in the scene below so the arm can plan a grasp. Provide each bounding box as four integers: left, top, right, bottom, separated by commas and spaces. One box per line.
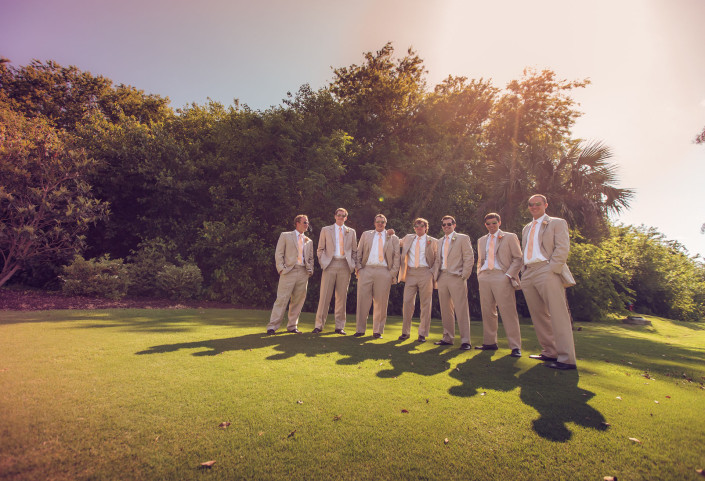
275, 231, 314, 276
477, 230, 522, 285
521, 216, 574, 286
399, 234, 439, 283
317, 224, 357, 273
356, 230, 400, 281
438, 232, 474, 280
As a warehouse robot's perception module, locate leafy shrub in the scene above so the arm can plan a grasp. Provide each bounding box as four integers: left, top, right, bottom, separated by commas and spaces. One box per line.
126, 239, 172, 297
566, 241, 632, 322
61, 255, 130, 300
155, 263, 203, 300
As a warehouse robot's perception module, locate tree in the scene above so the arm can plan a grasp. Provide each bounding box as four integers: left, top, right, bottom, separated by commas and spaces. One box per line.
0, 58, 171, 131
0, 104, 108, 287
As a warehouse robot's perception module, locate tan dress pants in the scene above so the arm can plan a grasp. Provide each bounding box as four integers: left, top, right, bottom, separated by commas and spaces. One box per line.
315, 258, 351, 330
355, 266, 393, 335
401, 267, 434, 337
478, 269, 521, 349
267, 266, 309, 331
437, 271, 471, 344
521, 261, 576, 364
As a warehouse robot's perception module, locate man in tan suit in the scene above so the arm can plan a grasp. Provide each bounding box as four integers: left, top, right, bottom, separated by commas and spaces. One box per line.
476, 213, 523, 357
398, 218, 439, 342
435, 216, 474, 350
521, 194, 577, 370
313, 208, 357, 335
266, 215, 314, 335
354, 214, 400, 338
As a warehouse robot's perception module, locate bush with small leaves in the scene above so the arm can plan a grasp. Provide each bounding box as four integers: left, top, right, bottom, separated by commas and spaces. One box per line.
155, 263, 203, 300
61, 255, 130, 300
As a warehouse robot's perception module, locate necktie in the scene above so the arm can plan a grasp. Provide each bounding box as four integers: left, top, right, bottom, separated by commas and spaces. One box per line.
414, 236, 421, 268
339, 227, 345, 256
443, 236, 450, 269
378, 233, 384, 262
526, 220, 538, 260
488, 235, 495, 270
297, 234, 303, 264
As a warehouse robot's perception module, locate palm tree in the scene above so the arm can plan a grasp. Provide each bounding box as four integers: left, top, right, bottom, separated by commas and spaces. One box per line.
478, 141, 633, 241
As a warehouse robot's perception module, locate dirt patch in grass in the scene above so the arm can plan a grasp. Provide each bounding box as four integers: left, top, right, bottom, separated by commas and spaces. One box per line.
0, 287, 240, 311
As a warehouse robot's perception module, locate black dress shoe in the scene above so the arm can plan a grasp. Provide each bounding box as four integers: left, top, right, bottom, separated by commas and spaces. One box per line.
434, 340, 453, 346
474, 343, 498, 350
353, 332, 365, 337
459, 343, 472, 351
287, 328, 302, 334
398, 334, 410, 340
312, 328, 322, 333
545, 361, 577, 370
266, 329, 276, 335
417, 336, 426, 343
529, 354, 558, 362
335, 329, 347, 335
510, 348, 522, 358
373, 333, 382, 339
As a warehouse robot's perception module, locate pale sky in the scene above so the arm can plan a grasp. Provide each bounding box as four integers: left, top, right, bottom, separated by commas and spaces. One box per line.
2, 0, 704, 257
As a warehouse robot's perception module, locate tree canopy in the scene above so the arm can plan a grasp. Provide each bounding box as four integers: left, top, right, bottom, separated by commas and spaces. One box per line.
3, 47, 701, 321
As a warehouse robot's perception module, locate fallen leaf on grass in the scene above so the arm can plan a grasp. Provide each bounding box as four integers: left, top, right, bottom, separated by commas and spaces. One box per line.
601, 422, 611, 427
154, 435, 160, 442
616, 396, 622, 400
444, 438, 449, 445
603, 477, 617, 481
200, 460, 216, 468
296, 400, 303, 404
218, 422, 231, 428
628, 437, 642, 444
287, 430, 297, 438
455, 368, 460, 372
258, 431, 264, 436
666, 395, 671, 399
401, 409, 409, 413
654, 401, 659, 404
695, 468, 704, 476
333, 415, 342, 421
426, 399, 429, 403
480, 392, 486, 396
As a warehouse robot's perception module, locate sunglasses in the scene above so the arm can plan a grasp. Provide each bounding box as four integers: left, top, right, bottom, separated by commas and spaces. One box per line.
335, 214, 347, 218
300, 221, 309, 225
442, 222, 454, 227
528, 202, 544, 207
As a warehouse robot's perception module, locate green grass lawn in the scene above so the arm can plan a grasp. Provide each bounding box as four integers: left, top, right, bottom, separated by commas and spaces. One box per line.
1, 309, 704, 480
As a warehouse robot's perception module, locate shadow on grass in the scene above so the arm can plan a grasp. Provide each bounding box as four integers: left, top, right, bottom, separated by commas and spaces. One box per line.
135, 331, 466, 377
448, 352, 608, 442
518, 364, 608, 442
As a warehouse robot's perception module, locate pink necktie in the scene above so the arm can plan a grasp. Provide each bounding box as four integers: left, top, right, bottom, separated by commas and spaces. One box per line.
488, 235, 495, 270
297, 234, 303, 264
414, 236, 420, 268
339, 227, 345, 256
526, 221, 537, 260
378, 233, 384, 262
443, 236, 449, 268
